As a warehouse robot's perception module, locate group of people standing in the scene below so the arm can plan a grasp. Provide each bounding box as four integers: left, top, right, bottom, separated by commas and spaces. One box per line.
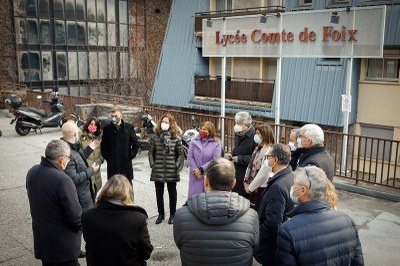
26, 108, 364, 266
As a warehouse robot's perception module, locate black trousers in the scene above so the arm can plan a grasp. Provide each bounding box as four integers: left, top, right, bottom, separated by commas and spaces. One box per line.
155, 181, 177, 215
41, 259, 79, 266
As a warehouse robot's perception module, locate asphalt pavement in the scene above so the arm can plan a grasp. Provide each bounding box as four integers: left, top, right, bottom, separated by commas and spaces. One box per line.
0, 109, 399, 266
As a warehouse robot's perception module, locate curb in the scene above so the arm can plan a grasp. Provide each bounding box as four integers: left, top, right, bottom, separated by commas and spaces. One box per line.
333, 181, 400, 202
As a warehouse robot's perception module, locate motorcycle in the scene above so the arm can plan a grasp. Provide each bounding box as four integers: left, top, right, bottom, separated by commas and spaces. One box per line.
134, 113, 156, 154
181, 115, 199, 159
5, 92, 66, 136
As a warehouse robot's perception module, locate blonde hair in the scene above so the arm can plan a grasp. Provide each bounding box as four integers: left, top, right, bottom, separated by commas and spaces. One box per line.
96, 175, 134, 206
326, 180, 338, 209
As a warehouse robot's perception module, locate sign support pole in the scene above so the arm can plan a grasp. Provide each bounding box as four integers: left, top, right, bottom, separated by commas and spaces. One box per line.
221, 18, 226, 150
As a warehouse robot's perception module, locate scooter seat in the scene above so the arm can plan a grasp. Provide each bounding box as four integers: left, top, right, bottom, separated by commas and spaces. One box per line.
20, 107, 48, 117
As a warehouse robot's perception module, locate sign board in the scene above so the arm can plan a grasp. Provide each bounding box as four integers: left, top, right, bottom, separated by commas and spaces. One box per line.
202, 6, 385, 58
341, 95, 352, 112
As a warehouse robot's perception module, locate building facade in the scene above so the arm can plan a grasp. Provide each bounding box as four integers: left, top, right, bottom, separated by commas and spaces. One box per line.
152, 0, 400, 142
0, 0, 171, 102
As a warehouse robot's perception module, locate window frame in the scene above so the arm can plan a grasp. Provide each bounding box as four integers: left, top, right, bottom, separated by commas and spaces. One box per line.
366, 57, 400, 82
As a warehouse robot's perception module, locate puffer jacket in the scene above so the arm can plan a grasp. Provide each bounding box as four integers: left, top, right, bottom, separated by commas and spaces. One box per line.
149, 133, 184, 183
63, 139, 95, 211
276, 199, 364, 266
173, 191, 259, 266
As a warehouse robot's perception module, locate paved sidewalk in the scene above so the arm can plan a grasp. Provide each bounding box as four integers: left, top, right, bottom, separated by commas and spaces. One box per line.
0, 110, 399, 266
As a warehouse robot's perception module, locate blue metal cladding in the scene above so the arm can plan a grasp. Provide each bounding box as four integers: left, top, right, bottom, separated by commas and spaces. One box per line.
152, 0, 396, 127
151, 0, 209, 108
280, 58, 360, 127
385, 4, 400, 45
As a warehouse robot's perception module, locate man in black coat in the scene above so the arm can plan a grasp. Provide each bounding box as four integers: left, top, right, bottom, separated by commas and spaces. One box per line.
27, 140, 82, 266
225, 111, 257, 198
101, 107, 139, 183
255, 143, 295, 266
62, 122, 100, 211
297, 124, 335, 181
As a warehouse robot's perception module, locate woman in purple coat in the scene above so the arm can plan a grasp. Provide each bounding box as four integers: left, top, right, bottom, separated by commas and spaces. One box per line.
187, 121, 221, 197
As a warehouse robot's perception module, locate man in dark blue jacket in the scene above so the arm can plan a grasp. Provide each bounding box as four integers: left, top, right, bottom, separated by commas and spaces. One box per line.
255, 143, 295, 266
27, 140, 82, 266
276, 166, 364, 265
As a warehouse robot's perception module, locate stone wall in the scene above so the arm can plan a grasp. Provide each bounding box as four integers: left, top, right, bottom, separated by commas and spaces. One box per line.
75, 103, 142, 126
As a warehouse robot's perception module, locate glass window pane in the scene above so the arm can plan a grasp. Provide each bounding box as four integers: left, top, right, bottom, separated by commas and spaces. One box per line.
108, 52, 117, 79
39, 20, 52, 44
66, 0, 75, 20
21, 52, 41, 81
78, 52, 88, 79
67, 22, 77, 45
54, 0, 64, 19
383, 59, 399, 79
26, 0, 37, 17
119, 1, 127, 24
55, 20, 65, 44
68, 52, 78, 80
57, 52, 67, 80
70, 86, 79, 96
27, 19, 38, 45
89, 52, 98, 79
88, 23, 97, 45
77, 22, 86, 45
87, 1, 96, 21
367, 59, 383, 79
120, 24, 128, 47
120, 52, 129, 78
42, 52, 53, 81
97, 0, 106, 22
99, 52, 107, 79
107, 0, 115, 22
108, 24, 116, 46
76, 0, 86, 21
80, 86, 89, 96
98, 23, 106, 46
38, 0, 49, 18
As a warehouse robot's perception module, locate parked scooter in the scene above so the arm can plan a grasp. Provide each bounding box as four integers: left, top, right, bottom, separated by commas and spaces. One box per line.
134, 113, 156, 153
5, 92, 66, 136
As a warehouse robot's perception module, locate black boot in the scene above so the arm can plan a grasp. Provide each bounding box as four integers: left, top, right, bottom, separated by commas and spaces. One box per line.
155, 214, 164, 224
168, 213, 175, 224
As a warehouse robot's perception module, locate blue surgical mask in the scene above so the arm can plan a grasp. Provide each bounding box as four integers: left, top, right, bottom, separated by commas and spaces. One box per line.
290, 186, 299, 204
111, 117, 120, 124
253, 134, 261, 144
288, 141, 296, 151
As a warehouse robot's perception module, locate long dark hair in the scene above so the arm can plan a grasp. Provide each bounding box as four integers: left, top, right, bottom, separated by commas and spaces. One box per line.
82, 117, 102, 136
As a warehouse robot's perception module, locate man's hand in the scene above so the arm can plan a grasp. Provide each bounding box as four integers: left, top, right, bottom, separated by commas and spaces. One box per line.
91, 162, 100, 172
89, 139, 100, 150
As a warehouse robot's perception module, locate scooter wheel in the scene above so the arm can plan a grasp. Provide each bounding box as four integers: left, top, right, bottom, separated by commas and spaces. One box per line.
15, 123, 31, 136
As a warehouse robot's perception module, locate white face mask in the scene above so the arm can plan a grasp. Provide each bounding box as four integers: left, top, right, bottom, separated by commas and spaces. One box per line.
297, 137, 303, 148
234, 124, 243, 133
161, 122, 170, 131
288, 141, 296, 151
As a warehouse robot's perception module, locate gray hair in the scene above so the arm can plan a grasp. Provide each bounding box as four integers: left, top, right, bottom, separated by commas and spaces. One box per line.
45, 140, 70, 160
301, 124, 324, 145
290, 128, 301, 138
270, 143, 291, 165
295, 166, 327, 200
235, 111, 252, 126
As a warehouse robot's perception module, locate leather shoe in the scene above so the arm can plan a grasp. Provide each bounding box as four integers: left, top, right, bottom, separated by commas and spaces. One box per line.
78, 250, 86, 258
155, 214, 164, 224
168, 214, 175, 224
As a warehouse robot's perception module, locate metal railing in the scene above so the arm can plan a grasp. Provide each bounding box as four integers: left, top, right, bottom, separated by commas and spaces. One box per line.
26, 92, 400, 190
